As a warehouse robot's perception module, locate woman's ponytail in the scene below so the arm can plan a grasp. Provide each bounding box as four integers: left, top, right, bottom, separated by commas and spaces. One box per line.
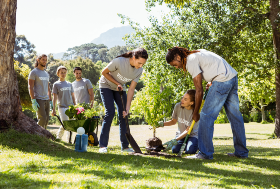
116, 48, 148, 60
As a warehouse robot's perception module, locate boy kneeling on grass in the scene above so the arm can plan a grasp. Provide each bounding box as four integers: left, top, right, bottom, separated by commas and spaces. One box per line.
158, 90, 199, 154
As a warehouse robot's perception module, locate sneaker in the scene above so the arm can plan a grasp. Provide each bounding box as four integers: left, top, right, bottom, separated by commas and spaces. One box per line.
185, 153, 206, 160
122, 148, 134, 153
99, 147, 108, 153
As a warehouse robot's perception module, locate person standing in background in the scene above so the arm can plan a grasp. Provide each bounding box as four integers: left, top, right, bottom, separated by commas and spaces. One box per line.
51, 66, 76, 142
72, 67, 94, 106
28, 54, 52, 129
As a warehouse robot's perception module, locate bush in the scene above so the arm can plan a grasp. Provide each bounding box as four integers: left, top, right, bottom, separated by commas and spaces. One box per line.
22, 108, 36, 119
214, 108, 229, 124
48, 116, 58, 125
242, 114, 250, 123
250, 110, 262, 122
266, 110, 275, 123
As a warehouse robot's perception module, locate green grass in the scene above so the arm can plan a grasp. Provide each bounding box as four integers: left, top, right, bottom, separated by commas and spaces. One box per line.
0, 123, 279, 189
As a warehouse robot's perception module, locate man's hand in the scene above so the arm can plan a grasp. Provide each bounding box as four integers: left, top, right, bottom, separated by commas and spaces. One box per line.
206, 82, 212, 90
163, 139, 178, 151
192, 112, 200, 122
51, 109, 56, 116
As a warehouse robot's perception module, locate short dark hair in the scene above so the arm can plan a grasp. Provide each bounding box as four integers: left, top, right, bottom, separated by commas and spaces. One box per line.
73, 67, 82, 73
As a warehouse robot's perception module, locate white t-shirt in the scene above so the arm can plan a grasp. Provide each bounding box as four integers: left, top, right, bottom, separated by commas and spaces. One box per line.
172, 103, 199, 138
99, 57, 143, 91
186, 49, 237, 82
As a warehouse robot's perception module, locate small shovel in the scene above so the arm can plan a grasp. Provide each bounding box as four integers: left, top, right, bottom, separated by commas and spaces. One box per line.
118, 87, 142, 153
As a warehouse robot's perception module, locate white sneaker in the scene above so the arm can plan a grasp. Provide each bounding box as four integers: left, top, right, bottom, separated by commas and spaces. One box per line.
99, 147, 108, 153
122, 148, 134, 153
186, 153, 206, 160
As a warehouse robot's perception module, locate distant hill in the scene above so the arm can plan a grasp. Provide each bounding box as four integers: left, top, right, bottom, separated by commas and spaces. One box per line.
52, 52, 65, 60
90, 26, 135, 48
51, 26, 135, 59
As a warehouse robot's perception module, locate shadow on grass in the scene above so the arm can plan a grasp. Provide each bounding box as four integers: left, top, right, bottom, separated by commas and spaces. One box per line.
0, 171, 51, 188
213, 136, 260, 140
1, 129, 279, 189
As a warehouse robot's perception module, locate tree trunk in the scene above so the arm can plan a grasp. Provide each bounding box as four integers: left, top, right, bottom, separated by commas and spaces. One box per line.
0, 0, 54, 140
260, 99, 266, 122
269, 0, 280, 138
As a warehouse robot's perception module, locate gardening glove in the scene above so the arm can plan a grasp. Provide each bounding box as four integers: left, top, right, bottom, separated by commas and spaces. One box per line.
148, 121, 164, 130
32, 99, 40, 112
163, 138, 178, 152
157, 121, 164, 128
50, 100, 53, 110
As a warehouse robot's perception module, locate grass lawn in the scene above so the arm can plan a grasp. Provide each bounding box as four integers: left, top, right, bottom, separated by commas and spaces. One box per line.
0, 122, 279, 189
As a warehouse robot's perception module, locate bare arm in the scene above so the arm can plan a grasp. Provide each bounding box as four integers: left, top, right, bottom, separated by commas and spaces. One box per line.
192, 73, 203, 122
28, 79, 35, 99
102, 67, 123, 90
88, 88, 94, 108
163, 118, 177, 126
51, 93, 57, 116
48, 83, 52, 100
175, 126, 191, 141
71, 92, 76, 105
123, 80, 137, 117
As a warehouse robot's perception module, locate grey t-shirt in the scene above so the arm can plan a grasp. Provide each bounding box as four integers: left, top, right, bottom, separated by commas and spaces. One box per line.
28, 68, 49, 100
99, 57, 143, 91
72, 78, 93, 104
186, 49, 237, 82
52, 81, 74, 108
172, 103, 199, 138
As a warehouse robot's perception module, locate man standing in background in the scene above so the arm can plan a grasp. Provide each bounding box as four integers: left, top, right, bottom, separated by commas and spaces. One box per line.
72, 67, 94, 106
28, 54, 52, 129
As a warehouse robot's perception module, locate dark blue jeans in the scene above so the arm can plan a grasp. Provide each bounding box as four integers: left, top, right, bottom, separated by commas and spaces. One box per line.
99, 88, 129, 150
172, 137, 198, 154
198, 76, 249, 159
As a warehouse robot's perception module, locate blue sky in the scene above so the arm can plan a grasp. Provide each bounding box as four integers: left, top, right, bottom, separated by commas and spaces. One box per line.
16, 0, 168, 54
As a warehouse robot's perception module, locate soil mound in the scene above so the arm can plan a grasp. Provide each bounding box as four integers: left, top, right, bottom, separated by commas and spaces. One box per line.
146, 137, 162, 148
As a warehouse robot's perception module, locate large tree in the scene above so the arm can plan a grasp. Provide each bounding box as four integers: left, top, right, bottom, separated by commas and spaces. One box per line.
0, 0, 54, 139
142, 0, 280, 138
14, 35, 35, 65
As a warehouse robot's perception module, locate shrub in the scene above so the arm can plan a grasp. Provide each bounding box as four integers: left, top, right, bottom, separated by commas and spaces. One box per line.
214, 108, 229, 124
242, 114, 250, 123
250, 109, 262, 122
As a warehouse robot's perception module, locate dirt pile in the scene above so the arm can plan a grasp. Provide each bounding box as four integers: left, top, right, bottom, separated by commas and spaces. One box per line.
145, 137, 165, 152
146, 137, 162, 148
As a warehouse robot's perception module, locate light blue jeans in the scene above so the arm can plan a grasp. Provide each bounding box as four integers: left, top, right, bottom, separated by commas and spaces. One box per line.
198, 76, 249, 159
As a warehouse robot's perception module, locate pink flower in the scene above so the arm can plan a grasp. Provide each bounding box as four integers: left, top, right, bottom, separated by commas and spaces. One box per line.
76, 107, 85, 115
